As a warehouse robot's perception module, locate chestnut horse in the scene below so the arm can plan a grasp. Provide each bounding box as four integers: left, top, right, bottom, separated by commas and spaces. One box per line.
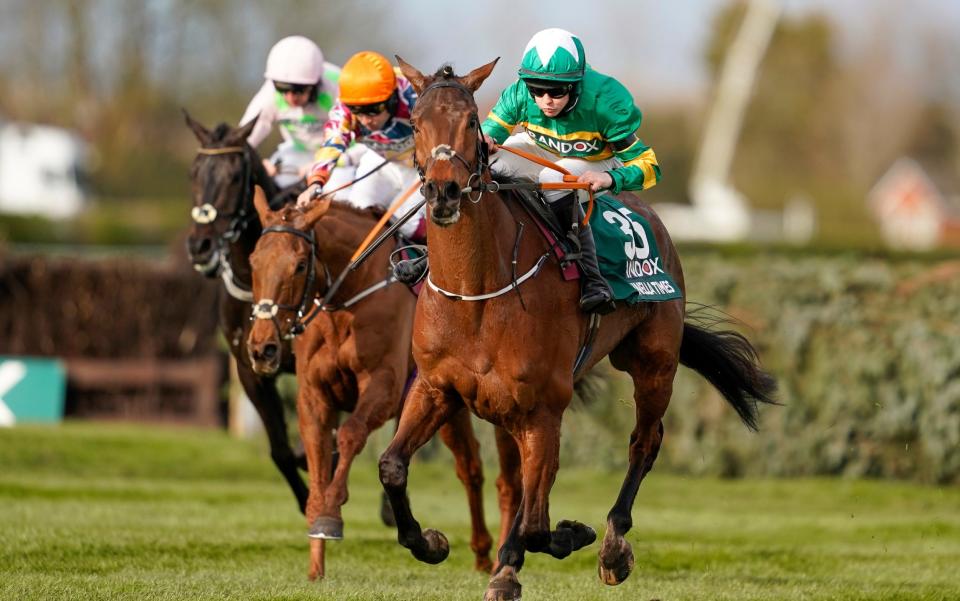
246, 187, 494, 579
377, 60, 777, 601
184, 112, 309, 512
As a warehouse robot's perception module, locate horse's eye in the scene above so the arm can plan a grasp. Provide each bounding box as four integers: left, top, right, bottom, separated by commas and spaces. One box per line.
468, 116, 478, 128
295, 260, 307, 274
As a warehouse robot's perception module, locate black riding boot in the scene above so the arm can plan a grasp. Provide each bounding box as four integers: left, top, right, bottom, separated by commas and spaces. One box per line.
549, 193, 615, 315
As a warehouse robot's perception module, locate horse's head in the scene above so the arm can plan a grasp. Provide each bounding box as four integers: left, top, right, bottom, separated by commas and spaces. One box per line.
246, 186, 331, 375
397, 57, 498, 226
184, 110, 259, 276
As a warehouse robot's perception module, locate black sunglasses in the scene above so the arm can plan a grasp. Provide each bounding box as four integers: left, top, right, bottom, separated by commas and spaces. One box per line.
274, 82, 312, 94
525, 83, 572, 99
345, 101, 388, 116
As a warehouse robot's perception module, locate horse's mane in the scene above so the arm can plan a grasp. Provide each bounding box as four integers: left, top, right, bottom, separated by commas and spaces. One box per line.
273, 200, 385, 227
431, 64, 457, 80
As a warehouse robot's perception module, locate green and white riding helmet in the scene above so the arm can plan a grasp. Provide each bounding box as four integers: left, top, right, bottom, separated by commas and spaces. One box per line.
518, 28, 586, 85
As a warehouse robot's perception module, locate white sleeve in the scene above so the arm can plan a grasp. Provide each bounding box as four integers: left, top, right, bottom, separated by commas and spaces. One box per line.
239, 81, 277, 149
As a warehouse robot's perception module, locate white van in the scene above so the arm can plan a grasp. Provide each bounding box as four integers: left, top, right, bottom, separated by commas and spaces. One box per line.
0, 121, 91, 219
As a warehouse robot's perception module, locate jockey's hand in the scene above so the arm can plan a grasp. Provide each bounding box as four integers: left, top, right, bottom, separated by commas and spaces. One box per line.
578, 171, 613, 192
482, 134, 499, 153
262, 158, 278, 177
297, 184, 321, 209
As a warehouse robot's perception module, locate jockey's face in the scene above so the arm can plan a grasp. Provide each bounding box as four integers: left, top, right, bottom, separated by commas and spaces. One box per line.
274, 82, 313, 107
533, 92, 569, 118
355, 110, 391, 131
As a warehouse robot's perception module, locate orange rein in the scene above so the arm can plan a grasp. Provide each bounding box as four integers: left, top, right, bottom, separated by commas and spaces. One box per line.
497, 145, 596, 225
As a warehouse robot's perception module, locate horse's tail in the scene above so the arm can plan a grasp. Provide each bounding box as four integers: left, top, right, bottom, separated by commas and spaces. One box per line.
679, 321, 778, 431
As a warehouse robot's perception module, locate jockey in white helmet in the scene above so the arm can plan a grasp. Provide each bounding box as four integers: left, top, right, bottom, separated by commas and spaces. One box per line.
240, 36, 361, 190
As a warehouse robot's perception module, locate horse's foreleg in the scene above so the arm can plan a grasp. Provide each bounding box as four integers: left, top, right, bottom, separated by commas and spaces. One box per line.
236, 363, 308, 513
493, 425, 522, 553
379, 377, 457, 565
295, 384, 337, 580
487, 412, 594, 601
311, 370, 395, 540
438, 408, 493, 572
599, 349, 676, 586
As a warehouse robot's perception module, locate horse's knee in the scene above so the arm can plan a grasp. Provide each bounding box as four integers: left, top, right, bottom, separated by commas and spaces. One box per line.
379, 453, 407, 489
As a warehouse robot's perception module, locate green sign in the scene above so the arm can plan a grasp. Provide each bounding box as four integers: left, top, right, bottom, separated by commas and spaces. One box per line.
0, 358, 66, 425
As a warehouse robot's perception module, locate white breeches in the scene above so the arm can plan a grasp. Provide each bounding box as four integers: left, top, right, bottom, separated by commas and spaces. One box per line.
345, 150, 425, 239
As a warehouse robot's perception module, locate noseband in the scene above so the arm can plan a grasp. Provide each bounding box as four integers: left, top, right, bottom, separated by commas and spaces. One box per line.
193, 145, 257, 243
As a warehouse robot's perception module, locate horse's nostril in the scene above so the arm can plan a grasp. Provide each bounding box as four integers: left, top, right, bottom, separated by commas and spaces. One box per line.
198, 238, 212, 255
423, 181, 438, 200
443, 181, 461, 200
262, 343, 278, 361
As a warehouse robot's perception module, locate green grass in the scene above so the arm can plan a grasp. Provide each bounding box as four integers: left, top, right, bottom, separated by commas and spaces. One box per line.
1, 424, 958, 601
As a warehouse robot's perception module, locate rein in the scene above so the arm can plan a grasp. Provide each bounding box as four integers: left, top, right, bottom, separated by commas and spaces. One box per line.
252, 222, 399, 340
192, 145, 258, 242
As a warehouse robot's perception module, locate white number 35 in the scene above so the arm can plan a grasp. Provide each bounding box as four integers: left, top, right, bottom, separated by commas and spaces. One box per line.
602, 207, 650, 260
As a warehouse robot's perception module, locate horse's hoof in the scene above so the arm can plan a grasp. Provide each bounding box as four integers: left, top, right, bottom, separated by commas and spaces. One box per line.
414, 528, 449, 564
308, 516, 344, 540
598, 535, 634, 586
379, 491, 397, 527
483, 570, 522, 601
556, 519, 597, 550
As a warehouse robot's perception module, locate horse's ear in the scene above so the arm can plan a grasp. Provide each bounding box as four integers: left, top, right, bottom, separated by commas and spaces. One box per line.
253, 185, 273, 224
227, 114, 259, 146
183, 108, 211, 145
303, 196, 332, 229
396, 55, 427, 94
460, 58, 499, 93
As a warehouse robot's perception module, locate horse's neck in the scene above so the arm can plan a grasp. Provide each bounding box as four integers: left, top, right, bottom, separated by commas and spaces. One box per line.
427, 194, 518, 293
250, 154, 280, 200
313, 207, 382, 298
224, 153, 274, 287
224, 217, 261, 287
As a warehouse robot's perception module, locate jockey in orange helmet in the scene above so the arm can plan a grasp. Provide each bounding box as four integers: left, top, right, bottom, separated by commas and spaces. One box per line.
298, 51, 426, 241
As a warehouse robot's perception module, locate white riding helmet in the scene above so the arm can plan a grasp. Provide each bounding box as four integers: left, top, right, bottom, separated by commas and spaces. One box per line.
263, 36, 324, 84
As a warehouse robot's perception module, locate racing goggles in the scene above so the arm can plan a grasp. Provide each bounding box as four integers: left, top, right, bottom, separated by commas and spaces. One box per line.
274, 81, 312, 94
345, 100, 390, 116
525, 82, 573, 99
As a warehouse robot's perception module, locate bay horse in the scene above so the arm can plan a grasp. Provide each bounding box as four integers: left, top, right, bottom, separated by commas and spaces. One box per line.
184, 112, 309, 512
246, 187, 494, 579
377, 59, 777, 601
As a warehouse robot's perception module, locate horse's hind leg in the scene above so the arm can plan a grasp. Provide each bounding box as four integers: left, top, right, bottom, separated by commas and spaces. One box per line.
379, 377, 458, 565
438, 408, 493, 572
601, 323, 680, 586
236, 364, 309, 514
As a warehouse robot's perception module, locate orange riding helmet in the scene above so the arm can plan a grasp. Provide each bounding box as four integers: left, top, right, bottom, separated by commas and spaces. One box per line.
339, 51, 397, 105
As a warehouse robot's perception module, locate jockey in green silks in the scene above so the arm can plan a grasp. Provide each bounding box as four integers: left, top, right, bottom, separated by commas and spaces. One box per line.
481, 27, 661, 315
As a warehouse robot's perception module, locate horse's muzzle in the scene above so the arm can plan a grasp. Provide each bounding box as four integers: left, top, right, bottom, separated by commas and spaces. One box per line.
424, 179, 462, 226
186, 234, 219, 277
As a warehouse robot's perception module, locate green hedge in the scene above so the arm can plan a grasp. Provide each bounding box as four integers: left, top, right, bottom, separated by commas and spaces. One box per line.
396, 250, 960, 484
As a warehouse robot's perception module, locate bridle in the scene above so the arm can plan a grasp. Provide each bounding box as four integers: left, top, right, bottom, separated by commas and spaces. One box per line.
250, 224, 332, 340
191, 145, 257, 243
250, 222, 399, 340
413, 74, 490, 205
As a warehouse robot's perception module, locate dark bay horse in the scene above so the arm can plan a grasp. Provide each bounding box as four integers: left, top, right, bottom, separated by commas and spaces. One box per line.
246, 187, 494, 579
377, 60, 778, 601
184, 113, 309, 512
